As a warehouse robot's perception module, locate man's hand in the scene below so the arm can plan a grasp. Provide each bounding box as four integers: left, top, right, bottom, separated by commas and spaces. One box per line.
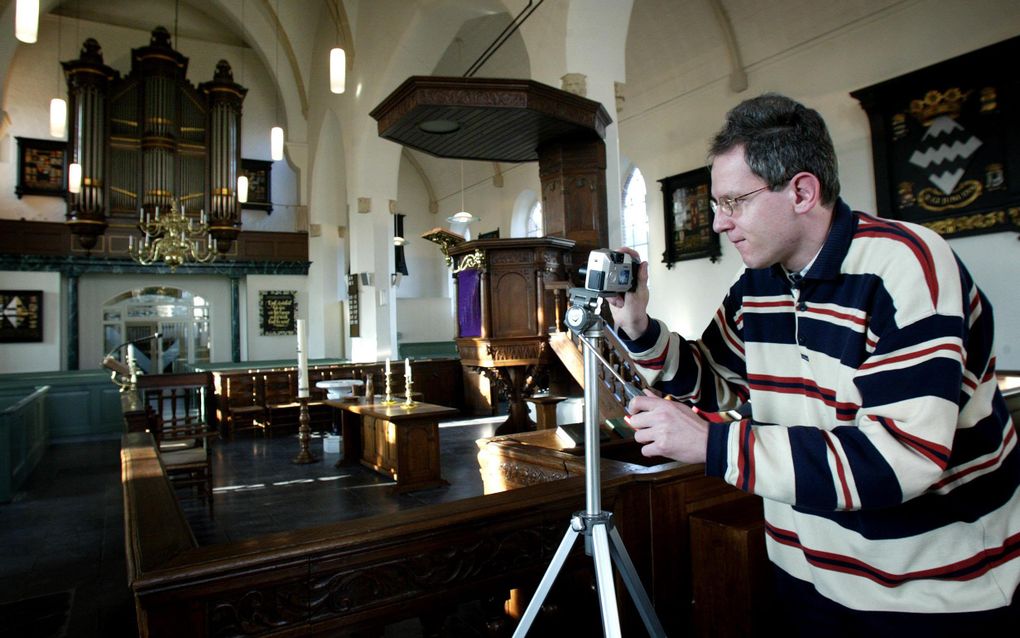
626, 390, 708, 464
605, 247, 650, 338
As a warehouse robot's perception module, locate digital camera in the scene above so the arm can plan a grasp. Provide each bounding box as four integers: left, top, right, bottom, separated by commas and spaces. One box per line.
583, 249, 636, 294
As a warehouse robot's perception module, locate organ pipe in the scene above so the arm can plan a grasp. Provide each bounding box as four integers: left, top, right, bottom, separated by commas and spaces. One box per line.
60, 27, 247, 254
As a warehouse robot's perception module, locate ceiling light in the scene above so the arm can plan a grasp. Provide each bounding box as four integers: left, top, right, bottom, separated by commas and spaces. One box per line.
329, 47, 346, 94
68, 162, 82, 194
271, 124, 283, 159
418, 119, 460, 134
446, 161, 479, 225
448, 211, 477, 223
15, 0, 39, 44
50, 99, 67, 138
270, 0, 285, 161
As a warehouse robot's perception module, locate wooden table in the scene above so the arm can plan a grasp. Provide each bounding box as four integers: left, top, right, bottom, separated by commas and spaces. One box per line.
325, 397, 459, 492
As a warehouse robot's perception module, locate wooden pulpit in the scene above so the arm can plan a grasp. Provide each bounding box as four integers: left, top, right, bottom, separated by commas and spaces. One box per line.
447, 237, 574, 434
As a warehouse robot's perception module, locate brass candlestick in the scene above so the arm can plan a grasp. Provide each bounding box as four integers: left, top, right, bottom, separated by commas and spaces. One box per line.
403, 378, 416, 408
382, 368, 397, 405
292, 397, 319, 464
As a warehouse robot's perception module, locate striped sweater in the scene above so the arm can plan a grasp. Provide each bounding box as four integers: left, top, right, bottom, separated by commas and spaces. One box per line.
622, 200, 1020, 612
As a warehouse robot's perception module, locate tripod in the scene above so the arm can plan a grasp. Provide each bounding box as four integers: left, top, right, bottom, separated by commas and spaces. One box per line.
513, 292, 666, 638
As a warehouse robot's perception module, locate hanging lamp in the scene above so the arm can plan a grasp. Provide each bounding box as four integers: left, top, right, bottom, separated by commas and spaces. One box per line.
270, 0, 284, 160
447, 161, 479, 224
327, 0, 345, 93
15, 0, 39, 43
237, 0, 249, 198
50, 10, 67, 138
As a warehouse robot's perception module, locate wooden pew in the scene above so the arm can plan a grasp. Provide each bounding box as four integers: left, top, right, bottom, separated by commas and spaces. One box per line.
122, 432, 621, 636
211, 359, 466, 436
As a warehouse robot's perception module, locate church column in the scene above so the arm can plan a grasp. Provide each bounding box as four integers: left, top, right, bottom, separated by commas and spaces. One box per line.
230, 276, 241, 362
66, 272, 79, 370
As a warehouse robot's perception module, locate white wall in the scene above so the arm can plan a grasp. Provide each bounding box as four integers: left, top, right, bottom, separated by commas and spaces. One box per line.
244, 274, 309, 361
618, 0, 1020, 367
0, 271, 62, 373
76, 273, 232, 370
395, 298, 456, 344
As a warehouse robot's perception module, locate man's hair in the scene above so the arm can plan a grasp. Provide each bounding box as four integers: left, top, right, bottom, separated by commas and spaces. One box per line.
708, 93, 840, 206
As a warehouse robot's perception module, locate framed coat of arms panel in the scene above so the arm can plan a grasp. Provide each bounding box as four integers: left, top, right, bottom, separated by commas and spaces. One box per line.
850, 36, 1020, 238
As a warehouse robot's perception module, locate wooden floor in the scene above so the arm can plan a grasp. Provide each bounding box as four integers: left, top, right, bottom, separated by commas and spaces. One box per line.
0, 415, 508, 637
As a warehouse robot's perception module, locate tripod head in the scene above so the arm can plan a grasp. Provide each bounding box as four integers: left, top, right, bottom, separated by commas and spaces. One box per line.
564, 287, 604, 334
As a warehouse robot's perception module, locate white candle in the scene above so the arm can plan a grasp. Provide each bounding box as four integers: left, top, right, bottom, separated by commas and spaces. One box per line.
385, 358, 391, 376
296, 319, 309, 398
405, 358, 412, 384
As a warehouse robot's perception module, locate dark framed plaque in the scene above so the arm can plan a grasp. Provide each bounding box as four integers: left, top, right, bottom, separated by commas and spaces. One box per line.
0, 290, 43, 343
850, 36, 1020, 238
346, 275, 360, 338
659, 166, 720, 266
15, 137, 67, 199
241, 158, 273, 213
258, 290, 296, 335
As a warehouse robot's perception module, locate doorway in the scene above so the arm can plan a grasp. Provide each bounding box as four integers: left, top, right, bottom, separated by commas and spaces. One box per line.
102, 287, 211, 373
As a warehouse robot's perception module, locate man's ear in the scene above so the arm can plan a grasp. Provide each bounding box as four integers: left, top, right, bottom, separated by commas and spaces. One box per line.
789, 172, 821, 214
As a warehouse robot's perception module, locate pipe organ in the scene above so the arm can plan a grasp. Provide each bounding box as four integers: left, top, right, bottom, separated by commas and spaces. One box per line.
62, 27, 247, 253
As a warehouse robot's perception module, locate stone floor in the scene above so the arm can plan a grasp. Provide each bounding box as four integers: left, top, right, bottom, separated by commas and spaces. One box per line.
0, 415, 508, 637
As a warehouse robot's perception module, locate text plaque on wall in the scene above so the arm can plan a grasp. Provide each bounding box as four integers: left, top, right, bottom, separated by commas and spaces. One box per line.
259, 290, 296, 336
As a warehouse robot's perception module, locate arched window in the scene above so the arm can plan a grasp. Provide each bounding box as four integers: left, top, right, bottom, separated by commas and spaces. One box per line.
102, 287, 210, 374
526, 200, 543, 237
621, 167, 649, 262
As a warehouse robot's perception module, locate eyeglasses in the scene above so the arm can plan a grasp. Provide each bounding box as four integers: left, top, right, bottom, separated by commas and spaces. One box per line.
710, 185, 770, 217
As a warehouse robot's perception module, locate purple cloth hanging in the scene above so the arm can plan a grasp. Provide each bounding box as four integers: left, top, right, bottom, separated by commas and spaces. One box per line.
457, 269, 482, 337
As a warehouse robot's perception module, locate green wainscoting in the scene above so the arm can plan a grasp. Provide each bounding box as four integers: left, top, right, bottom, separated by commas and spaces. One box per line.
0, 370, 124, 441
0, 386, 49, 502
398, 342, 458, 359
186, 358, 348, 372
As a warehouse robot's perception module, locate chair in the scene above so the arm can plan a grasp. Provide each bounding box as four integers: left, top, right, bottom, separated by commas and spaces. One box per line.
221, 373, 264, 439
259, 371, 300, 436
143, 379, 214, 507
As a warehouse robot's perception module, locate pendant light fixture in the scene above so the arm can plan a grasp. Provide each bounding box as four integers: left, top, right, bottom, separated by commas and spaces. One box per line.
270, 0, 284, 161
328, 1, 345, 94
237, 0, 249, 200
15, 0, 39, 44
50, 10, 67, 138
68, 162, 82, 194
447, 161, 479, 239
67, 0, 82, 193
329, 47, 346, 94
49, 98, 67, 138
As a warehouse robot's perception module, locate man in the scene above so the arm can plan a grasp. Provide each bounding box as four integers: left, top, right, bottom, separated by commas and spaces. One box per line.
610, 93, 1020, 633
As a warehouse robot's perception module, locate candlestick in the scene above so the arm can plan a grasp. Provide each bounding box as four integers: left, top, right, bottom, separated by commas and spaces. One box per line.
296, 319, 309, 398
383, 357, 395, 404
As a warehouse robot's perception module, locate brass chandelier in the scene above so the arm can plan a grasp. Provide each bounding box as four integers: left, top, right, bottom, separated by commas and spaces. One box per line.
129, 199, 216, 271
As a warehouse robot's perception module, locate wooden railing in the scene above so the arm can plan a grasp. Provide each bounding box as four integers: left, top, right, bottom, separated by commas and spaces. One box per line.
0, 385, 49, 502
122, 430, 634, 636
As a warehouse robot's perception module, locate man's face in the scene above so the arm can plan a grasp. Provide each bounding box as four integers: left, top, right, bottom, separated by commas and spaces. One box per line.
710, 146, 801, 270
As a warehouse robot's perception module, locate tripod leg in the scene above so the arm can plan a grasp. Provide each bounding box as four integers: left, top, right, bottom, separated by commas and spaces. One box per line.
607, 525, 667, 637
591, 524, 623, 638
512, 525, 580, 638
